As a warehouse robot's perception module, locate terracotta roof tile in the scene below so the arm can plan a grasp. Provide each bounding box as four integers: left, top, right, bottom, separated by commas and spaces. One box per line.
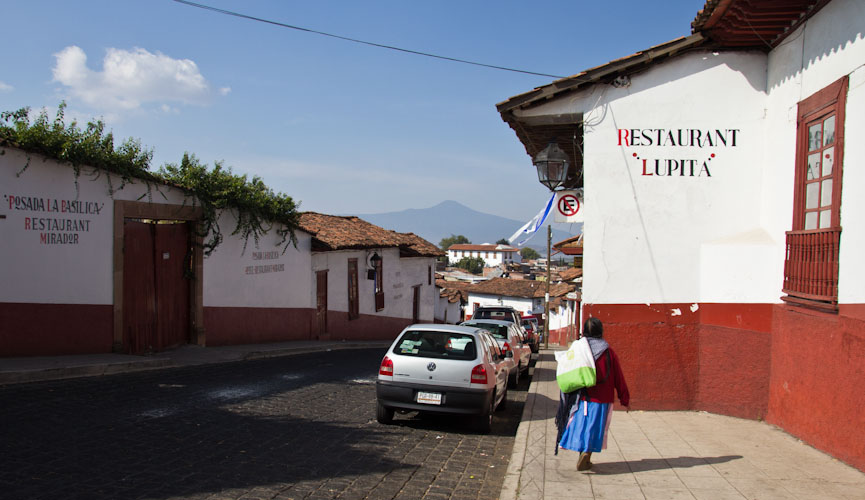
559, 267, 582, 281
465, 277, 573, 299
297, 212, 443, 257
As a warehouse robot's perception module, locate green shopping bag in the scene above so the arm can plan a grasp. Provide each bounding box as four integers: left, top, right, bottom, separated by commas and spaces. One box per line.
554, 337, 597, 393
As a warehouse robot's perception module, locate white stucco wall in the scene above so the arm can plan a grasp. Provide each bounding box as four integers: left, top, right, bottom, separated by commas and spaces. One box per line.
447, 248, 521, 268
549, 300, 577, 331
434, 293, 462, 324
203, 212, 313, 308
537, 50, 772, 304
466, 293, 535, 318
764, 0, 865, 303
0, 148, 188, 305
515, 0, 864, 307
311, 248, 437, 322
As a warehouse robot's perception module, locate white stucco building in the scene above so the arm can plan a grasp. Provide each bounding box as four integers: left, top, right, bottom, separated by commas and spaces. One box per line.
0, 147, 442, 355
447, 243, 521, 268
497, 0, 865, 472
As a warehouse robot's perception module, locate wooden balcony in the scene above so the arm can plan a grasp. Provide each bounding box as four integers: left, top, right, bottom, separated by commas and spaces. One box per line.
782, 228, 841, 304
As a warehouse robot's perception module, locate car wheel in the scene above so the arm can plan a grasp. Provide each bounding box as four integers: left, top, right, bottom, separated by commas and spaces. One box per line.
376, 402, 394, 424
509, 363, 520, 388
531, 342, 539, 354
498, 385, 508, 410
473, 394, 494, 433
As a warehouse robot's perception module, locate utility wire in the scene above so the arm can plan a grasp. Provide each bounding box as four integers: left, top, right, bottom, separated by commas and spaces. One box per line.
172, 0, 566, 79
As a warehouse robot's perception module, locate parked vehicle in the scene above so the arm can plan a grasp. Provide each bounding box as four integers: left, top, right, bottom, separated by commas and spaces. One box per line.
376, 324, 509, 433
461, 319, 530, 387
521, 318, 541, 352
473, 305, 539, 353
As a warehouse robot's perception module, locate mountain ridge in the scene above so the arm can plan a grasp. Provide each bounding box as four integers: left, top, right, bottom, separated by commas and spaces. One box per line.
353, 200, 578, 255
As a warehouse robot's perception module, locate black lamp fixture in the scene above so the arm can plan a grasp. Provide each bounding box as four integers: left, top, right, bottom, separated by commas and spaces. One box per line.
533, 141, 570, 191
369, 251, 382, 268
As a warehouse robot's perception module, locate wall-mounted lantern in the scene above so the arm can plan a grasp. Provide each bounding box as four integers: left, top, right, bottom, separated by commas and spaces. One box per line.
533, 142, 570, 191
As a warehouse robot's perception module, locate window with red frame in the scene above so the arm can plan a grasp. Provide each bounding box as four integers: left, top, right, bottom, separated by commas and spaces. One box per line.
783, 76, 847, 307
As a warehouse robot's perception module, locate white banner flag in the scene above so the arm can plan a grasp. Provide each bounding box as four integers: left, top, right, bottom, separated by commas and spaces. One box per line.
553, 189, 584, 223
509, 193, 555, 247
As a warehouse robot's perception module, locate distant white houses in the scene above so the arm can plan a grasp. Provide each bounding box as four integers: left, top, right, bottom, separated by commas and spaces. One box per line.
447, 244, 521, 268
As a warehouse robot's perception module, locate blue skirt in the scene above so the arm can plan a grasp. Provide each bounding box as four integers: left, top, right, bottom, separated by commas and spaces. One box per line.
559, 400, 613, 453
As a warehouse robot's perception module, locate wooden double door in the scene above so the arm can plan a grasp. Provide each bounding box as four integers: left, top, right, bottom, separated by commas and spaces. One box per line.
122, 219, 191, 354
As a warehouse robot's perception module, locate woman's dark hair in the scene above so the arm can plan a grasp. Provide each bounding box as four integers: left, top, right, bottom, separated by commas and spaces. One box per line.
583, 317, 604, 338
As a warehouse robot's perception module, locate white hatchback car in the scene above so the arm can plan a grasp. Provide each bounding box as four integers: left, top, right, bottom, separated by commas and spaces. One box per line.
460, 319, 531, 388
376, 324, 509, 433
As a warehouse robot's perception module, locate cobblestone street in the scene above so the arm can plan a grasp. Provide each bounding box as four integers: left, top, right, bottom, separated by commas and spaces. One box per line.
0, 348, 529, 500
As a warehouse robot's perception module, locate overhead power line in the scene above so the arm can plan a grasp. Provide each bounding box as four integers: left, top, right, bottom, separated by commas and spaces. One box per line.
172, 0, 566, 79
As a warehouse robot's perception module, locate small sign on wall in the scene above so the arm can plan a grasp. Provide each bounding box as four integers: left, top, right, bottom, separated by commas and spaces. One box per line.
553, 190, 583, 223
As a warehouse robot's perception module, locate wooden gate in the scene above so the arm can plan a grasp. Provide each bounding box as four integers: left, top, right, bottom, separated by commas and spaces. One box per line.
123, 220, 190, 354
316, 270, 328, 338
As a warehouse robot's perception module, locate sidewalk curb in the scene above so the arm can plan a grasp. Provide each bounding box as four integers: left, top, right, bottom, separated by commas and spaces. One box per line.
500, 352, 548, 500
0, 358, 173, 385
0, 341, 393, 385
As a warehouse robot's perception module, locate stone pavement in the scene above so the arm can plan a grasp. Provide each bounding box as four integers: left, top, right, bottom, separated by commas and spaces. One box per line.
501, 349, 865, 500
3, 343, 864, 499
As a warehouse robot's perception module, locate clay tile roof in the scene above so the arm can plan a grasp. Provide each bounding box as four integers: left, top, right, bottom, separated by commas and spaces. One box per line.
559, 267, 583, 281
435, 279, 470, 303
692, 0, 822, 49
297, 212, 443, 257
466, 277, 574, 299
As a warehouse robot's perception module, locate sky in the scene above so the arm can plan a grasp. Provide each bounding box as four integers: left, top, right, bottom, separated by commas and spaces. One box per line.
0, 0, 705, 223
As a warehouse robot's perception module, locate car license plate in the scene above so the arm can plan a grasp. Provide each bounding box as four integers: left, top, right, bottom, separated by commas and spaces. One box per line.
417, 391, 442, 405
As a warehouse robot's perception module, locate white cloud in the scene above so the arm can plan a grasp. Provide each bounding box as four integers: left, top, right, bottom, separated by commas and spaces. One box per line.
0, 81, 12, 92
52, 45, 223, 112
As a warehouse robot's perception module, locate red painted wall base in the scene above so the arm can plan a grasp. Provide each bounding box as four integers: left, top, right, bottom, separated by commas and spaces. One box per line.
203, 306, 411, 346
582, 301, 865, 472
0, 302, 113, 356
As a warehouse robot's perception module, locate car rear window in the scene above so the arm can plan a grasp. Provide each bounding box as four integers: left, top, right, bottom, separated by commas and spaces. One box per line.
393, 331, 477, 360
474, 310, 513, 322
465, 322, 508, 340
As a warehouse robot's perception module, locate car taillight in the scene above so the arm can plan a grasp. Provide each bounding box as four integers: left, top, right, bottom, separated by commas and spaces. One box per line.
379, 356, 393, 376
501, 342, 511, 353
471, 364, 488, 384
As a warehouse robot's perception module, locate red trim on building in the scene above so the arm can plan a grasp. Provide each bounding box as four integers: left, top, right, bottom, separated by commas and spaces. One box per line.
203, 307, 411, 345
0, 303, 113, 356
583, 301, 865, 472
768, 304, 865, 472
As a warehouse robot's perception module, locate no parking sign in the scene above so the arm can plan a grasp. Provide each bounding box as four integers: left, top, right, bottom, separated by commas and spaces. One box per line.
553, 190, 584, 223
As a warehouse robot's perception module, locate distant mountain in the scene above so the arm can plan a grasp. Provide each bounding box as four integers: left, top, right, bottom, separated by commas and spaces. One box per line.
354, 200, 579, 255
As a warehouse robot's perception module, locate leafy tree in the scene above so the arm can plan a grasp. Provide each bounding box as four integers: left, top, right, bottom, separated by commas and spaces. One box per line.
0, 103, 299, 256
520, 247, 540, 260
496, 238, 510, 245
455, 256, 485, 275
439, 234, 470, 250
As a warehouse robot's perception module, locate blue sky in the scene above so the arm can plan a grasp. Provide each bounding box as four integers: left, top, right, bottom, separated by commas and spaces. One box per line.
0, 0, 704, 222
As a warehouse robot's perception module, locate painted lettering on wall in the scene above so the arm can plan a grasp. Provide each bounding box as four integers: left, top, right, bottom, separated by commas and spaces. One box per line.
4, 194, 102, 245
244, 263, 285, 275
617, 128, 740, 177
244, 251, 284, 275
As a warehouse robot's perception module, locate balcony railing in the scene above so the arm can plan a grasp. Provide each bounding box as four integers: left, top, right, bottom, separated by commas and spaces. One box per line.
782, 227, 841, 303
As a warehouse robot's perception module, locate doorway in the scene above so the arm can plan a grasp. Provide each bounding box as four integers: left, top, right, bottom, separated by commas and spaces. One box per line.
122, 219, 191, 354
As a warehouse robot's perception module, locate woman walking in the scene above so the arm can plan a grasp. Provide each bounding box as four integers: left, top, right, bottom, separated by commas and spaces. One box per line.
557, 317, 630, 471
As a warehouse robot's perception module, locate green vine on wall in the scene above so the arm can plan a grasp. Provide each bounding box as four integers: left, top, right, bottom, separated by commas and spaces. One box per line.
0, 103, 299, 255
